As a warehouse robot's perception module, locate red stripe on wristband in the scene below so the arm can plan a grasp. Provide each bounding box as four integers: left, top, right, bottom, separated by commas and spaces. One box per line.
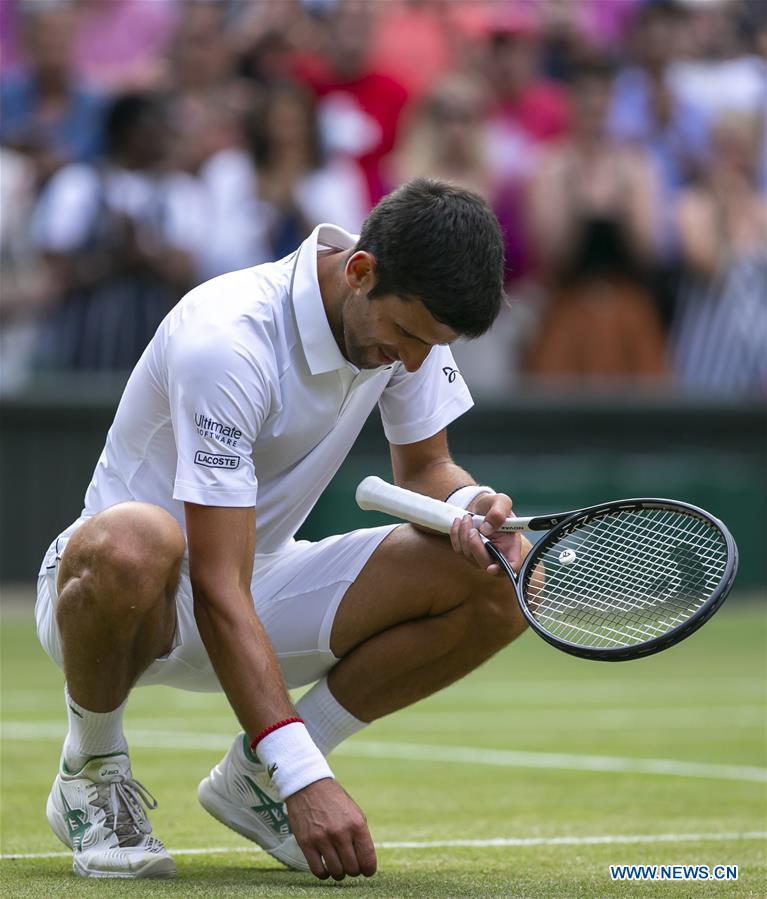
250, 716, 303, 752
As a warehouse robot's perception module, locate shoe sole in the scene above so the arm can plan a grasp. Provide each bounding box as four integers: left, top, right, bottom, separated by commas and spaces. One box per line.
197, 776, 310, 872
73, 855, 176, 878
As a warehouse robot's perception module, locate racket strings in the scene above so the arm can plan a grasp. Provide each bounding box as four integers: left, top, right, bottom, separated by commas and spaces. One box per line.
528, 519, 709, 618
523, 508, 729, 649
538, 512, 726, 610
548, 518, 725, 608
592, 511, 727, 579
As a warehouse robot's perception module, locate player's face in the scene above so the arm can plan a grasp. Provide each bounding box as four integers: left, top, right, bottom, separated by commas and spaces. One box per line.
341, 290, 459, 373
339, 251, 459, 372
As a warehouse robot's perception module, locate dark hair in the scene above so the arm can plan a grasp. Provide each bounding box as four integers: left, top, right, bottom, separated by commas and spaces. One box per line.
570, 55, 616, 85
635, 0, 687, 26
355, 178, 505, 338
104, 93, 160, 155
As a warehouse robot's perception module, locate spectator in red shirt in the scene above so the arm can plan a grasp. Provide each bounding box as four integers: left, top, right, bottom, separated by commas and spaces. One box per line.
484, 8, 571, 145
291, 1, 408, 206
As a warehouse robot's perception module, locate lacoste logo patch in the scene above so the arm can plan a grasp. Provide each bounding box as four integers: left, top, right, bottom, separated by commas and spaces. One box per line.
194, 451, 240, 470
442, 366, 460, 383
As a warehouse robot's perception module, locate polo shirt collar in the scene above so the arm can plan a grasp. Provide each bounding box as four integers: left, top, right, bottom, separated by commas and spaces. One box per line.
291, 223, 357, 375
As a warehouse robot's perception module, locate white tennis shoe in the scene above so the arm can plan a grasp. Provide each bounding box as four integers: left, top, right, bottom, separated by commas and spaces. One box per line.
198, 733, 310, 872
46, 753, 175, 878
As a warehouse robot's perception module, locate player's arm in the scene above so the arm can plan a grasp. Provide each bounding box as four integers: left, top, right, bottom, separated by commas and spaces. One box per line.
389, 430, 523, 573
184, 502, 376, 880
389, 428, 512, 532
185, 503, 292, 731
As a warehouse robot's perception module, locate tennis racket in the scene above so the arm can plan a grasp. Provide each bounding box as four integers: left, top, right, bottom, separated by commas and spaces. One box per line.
356, 477, 738, 661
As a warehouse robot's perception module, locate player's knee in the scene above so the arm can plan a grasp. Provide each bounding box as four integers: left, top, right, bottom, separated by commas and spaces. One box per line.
59, 503, 184, 609
100, 506, 183, 592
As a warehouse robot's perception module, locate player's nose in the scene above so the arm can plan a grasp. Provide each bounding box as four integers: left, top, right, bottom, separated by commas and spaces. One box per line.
400, 345, 430, 372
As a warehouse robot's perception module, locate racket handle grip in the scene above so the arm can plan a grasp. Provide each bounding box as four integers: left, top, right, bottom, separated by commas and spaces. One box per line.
356, 476, 468, 534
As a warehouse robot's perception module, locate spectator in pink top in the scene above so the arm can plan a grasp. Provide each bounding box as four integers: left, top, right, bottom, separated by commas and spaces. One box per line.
366, 0, 452, 100
71, 0, 177, 91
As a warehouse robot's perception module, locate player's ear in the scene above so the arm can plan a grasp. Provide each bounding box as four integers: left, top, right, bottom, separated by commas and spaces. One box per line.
346, 251, 377, 292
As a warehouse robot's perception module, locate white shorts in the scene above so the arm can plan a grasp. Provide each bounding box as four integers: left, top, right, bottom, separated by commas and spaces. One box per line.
36, 522, 397, 692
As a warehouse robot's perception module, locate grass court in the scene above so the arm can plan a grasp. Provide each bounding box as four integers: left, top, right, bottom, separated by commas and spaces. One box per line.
1, 588, 764, 898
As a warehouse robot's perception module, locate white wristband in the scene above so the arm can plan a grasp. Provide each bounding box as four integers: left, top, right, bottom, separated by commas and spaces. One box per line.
255, 722, 334, 801
446, 485, 494, 511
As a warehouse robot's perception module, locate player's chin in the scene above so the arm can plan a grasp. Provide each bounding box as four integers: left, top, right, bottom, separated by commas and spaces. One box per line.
358, 347, 393, 369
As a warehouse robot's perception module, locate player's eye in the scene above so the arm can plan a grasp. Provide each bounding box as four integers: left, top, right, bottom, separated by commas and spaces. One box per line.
397, 325, 428, 345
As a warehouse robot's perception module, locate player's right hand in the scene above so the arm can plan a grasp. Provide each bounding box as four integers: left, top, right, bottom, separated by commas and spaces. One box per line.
285, 778, 377, 880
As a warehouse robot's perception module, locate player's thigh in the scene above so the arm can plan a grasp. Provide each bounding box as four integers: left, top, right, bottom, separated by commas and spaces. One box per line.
330, 523, 520, 659
249, 526, 397, 688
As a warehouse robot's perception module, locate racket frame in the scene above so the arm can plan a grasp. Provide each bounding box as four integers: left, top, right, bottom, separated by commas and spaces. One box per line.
356, 478, 739, 662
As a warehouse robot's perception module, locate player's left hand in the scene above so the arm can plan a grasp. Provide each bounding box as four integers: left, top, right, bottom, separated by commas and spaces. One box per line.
449, 492, 532, 577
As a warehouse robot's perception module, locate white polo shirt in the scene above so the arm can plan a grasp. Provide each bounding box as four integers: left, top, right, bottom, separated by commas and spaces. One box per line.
80, 224, 473, 554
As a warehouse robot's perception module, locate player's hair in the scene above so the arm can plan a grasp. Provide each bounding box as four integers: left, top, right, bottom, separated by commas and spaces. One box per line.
355, 178, 505, 338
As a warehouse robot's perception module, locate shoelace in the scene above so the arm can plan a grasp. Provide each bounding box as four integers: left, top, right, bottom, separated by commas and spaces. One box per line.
92, 777, 159, 848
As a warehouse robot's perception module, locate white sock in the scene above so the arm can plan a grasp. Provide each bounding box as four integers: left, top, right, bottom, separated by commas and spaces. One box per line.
295, 677, 366, 757
62, 685, 129, 772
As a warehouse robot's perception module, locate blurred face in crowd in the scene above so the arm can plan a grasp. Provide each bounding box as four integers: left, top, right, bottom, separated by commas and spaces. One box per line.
427, 80, 486, 168
429, 100, 481, 166
22, 5, 76, 81
632, 7, 688, 73
572, 72, 613, 138
266, 89, 311, 152
169, 96, 240, 173
170, 1, 231, 90
487, 33, 537, 97
323, 2, 373, 80
255, 84, 321, 171
686, 4, 742, 60
711, 114, 762, 181
120, 107, 168, 170
756, 22, 767, 61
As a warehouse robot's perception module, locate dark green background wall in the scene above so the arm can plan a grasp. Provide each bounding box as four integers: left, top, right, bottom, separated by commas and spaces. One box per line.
1, 381, 765, 588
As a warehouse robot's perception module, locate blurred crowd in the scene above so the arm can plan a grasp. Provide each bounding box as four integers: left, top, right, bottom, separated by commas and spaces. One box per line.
1, 0, 765, 396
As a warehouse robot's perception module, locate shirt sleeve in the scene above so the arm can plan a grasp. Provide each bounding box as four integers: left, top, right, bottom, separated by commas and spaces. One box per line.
378, 345, 473, 445
166, 324, 273, 507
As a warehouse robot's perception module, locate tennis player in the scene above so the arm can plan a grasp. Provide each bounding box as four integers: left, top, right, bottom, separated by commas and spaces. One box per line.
36, 178, 531, 880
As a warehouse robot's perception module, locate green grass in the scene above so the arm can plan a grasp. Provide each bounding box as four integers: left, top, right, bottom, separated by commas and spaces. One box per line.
1, 590, 765, 898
